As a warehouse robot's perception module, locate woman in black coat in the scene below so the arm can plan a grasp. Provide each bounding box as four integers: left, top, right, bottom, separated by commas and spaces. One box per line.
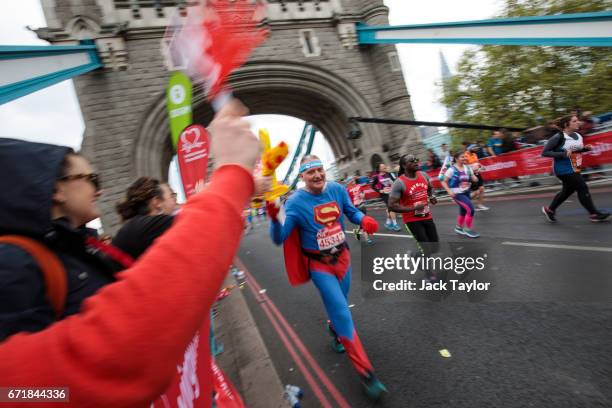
113, 177, 178, 259
0, 138, 129, 341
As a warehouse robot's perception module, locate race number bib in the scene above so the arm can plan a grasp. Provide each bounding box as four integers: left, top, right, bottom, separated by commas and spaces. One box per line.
382, 186, 392, 194
414, 200, 430, 217
570, 152, 583, 172
459, 180, 471, 191
316, 223, 346, 251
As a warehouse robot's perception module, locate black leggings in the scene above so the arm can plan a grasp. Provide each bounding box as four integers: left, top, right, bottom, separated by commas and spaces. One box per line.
405, 219, 440, 255
549, 173, 598, 214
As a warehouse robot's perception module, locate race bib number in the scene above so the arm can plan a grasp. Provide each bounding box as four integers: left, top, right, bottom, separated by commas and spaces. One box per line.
460, 181, 471, 191
316, 223, 346, 251
570, 152, 583, 172
382, 186, 392, 194
414, 200, 430, 217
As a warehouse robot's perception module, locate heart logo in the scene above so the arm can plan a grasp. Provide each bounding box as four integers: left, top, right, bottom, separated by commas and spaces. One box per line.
177, 125, 209, 199
180, 126, 205, 153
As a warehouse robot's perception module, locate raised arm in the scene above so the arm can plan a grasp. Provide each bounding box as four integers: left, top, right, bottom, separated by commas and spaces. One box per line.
0, 101, 259, 407
268, 201, 300, 245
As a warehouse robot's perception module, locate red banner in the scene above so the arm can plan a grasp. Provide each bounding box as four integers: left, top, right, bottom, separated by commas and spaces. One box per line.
151, 330, 211, 408
177, 124, 209, 199
211, 360, 246, 408
428, 130, 612, 188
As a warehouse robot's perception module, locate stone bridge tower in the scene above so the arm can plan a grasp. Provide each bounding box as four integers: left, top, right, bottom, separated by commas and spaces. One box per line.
36, 0, 422, 232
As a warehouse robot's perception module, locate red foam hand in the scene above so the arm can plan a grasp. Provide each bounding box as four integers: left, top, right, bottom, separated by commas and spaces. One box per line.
198, 0, 269, 99
266, 200, 280, 221
361, 216, 379, 235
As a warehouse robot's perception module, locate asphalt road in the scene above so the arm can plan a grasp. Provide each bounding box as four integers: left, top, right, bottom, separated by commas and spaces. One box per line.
237, 187, 612, 408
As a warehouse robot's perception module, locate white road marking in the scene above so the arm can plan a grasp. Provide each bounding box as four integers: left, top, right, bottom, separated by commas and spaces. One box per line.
502, 241, 612, 253
346, 230, 414, 239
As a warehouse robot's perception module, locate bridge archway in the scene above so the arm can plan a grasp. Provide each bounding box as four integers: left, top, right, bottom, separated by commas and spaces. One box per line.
134, 61, 385, 180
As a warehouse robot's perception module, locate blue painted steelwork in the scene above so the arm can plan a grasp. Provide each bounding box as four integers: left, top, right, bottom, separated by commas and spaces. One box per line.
282, 122, 310, 185
289, 124, 317, 190
0, 41, 102, 105
357, 11, 612, 47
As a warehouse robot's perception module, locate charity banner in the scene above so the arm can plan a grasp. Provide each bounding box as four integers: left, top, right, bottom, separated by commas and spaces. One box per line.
177, 124, 209, 199
166, 71, 193, 149
150, 330, 211, 408
428, 130, 612, 188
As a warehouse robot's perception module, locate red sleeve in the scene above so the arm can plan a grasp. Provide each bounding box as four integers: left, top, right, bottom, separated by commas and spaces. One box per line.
0, 165, 254, 407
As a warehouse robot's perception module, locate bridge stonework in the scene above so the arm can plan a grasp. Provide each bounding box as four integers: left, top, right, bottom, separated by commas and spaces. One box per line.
37, 0, 422, 232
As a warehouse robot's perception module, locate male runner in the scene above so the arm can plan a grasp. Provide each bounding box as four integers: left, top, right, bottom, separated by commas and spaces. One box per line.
266, 155, 386, 399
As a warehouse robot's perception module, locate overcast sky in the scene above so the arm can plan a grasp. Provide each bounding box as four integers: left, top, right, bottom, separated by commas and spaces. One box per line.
0, 0, 503, 179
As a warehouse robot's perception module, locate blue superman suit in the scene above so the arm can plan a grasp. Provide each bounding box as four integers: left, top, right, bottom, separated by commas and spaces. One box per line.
269, 182, 373, 376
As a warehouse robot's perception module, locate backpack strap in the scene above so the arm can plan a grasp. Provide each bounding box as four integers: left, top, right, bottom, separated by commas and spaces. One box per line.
0, 235, 67, 318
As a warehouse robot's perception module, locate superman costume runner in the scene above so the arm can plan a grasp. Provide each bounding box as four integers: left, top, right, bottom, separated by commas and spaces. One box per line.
266, 159, 386, 399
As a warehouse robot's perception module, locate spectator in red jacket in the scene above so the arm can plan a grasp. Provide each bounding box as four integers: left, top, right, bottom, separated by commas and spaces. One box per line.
0, 99, 261, 407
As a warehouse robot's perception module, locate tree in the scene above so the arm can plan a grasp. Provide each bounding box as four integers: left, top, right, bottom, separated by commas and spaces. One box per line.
440, 0, 612, 146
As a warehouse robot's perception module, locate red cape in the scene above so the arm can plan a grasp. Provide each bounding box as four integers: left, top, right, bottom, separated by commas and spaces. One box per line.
282, 229, 310, 286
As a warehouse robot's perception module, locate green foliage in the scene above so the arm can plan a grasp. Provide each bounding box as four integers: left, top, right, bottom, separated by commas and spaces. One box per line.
440, 0, 612, 145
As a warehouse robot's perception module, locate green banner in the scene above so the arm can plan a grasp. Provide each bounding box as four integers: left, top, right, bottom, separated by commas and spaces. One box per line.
166, 71, 193, 149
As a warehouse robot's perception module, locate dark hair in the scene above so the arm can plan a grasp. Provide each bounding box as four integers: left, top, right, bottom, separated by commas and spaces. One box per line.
452, 150, 464, 160
56, 150, 78, 180
116, 177, 163, 221
556, 115, 576, 130
398, 156, 407, 175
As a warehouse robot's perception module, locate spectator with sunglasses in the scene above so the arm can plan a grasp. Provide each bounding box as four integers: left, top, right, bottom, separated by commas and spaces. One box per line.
0, 139, 131, 341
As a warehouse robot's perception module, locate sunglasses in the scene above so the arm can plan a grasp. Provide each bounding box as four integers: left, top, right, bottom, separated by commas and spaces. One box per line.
403, 157, 419, 163
58, 173, 101, 191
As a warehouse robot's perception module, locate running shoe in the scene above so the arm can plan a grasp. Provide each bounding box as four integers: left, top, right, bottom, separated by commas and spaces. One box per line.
353, 228, 362, 241
361, 372, 388, 400
590, 212, 610, 222
454, 226, 466, 235
392, 222, 401, 232
542, 206, 556, 223
384, 221, 394, 230
366, 238, 374, 245
326, 322, 345, 353
464, 229, 480, 238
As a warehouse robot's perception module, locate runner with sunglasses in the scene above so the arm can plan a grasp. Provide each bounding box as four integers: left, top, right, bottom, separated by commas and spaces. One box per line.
389, 154, 439, 250
441, 151, 480, 238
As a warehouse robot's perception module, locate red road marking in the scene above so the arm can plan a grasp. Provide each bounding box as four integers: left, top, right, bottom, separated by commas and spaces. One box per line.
242, 277, 333, 408
236, 258, 352, 408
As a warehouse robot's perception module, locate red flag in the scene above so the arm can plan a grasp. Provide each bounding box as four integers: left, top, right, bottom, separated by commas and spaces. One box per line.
177, 124, 209, 199
167, 0, 268, 106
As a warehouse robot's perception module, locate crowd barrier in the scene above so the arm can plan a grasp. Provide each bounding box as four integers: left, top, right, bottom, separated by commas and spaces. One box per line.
427, 130, 612, 189
356, 130, 612, 197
